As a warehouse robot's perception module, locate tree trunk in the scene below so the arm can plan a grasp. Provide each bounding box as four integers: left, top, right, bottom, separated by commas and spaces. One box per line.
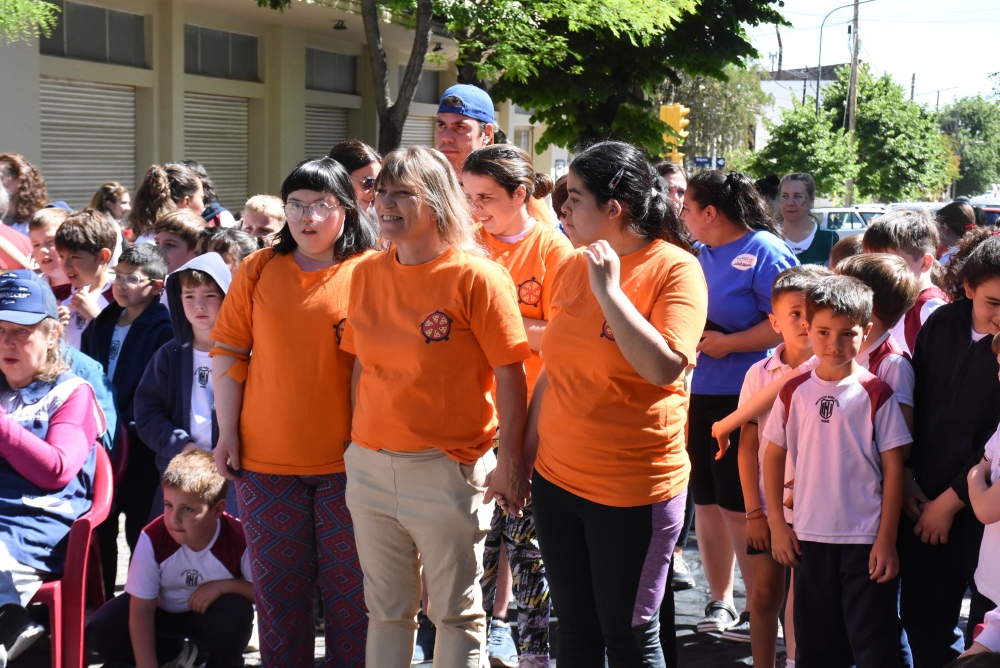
360, 0, 435, 155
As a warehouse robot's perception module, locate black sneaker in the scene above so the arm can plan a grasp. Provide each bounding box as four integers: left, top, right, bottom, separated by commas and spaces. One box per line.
0, 604, 45, 663
695, 600, 739, 633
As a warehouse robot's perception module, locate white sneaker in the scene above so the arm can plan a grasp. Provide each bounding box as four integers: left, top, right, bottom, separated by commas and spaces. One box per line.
161, 640, 198, 668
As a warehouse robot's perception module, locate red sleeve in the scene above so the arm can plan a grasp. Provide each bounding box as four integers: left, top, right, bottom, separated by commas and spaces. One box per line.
0, 385, 100, 489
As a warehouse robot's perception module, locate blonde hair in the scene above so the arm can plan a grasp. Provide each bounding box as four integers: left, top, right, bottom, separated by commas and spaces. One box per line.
162, 449, 228, 506
35, 319, 68, 385
242, 194, 284, 221
376, 146, 485, 256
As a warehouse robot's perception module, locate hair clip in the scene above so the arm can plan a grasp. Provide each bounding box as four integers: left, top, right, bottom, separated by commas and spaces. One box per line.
608, 167, 626, 192
965, 223, 978, 231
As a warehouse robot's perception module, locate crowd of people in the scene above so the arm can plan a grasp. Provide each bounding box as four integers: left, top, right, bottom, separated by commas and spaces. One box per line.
0, 81, 998, 668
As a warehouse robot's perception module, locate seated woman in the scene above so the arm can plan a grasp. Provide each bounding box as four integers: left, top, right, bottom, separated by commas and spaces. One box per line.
0, 271, 104, 663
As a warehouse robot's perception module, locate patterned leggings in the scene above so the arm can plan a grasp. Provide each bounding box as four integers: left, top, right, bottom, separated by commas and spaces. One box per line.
236, 471, 367, 667
481, 499, 551, 657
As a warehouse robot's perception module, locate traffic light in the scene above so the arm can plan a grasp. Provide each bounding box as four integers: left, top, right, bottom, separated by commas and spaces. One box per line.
659, 103, 691, 147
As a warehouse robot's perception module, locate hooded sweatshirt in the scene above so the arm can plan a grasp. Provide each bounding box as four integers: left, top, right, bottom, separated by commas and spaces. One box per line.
134, 253, 232, 475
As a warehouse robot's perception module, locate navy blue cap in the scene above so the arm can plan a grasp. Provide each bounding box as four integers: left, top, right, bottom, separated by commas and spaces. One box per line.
438, 85, 495, 125
44, 201, 73, 212
0, 271, 60, 326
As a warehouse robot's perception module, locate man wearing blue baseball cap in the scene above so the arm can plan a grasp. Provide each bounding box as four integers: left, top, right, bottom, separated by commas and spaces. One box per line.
436, 84, 496, 173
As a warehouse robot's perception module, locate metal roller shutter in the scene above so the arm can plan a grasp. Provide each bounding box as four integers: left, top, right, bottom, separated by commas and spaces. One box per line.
400, 116, 435, 148
304, 105, 350, 160
183, 92, 249, 212
39, 77, 137, 209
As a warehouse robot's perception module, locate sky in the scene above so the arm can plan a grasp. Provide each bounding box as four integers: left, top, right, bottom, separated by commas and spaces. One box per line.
747, 0, 999, 109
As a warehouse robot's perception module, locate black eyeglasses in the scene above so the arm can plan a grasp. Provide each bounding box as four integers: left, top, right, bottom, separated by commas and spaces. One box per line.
356, 177, 376, 192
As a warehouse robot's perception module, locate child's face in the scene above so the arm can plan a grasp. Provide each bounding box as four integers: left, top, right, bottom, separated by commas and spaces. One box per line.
241, 212, 282, 241
59, 248, 104, 289
155, 231, 197, 273
29, 224, 67, 282
112, 261, 162, 311
964, 277, 1000, 337
807, 307, 870, 371
181, 282, 224, 337
769, 291, 811, 356
162, 485, 224, 551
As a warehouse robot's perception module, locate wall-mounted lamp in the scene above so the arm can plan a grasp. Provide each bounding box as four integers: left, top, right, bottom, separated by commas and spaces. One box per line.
433, 42, 443, 52
334, 20, 347, 30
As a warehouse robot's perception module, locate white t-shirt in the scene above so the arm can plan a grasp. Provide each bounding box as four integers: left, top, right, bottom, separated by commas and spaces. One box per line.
784, 223, 818, 254
125, 515, 252, 613
107, 322, 131, 381
761, 369, 910, 543
979, 607, 1000, 653
975, 428, 1000, 607
888, 297, 947, 355
855, 331, 915, 409
60, 285, 111, 351
189, 349, 214, 450
739, 344, 795, 522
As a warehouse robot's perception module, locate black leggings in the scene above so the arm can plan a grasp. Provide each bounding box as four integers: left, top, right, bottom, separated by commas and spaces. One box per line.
532, 472, 685, 668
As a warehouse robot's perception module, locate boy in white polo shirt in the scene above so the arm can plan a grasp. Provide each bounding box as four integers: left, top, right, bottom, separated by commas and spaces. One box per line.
762, 275, 909, 668
86, 449, 254, 668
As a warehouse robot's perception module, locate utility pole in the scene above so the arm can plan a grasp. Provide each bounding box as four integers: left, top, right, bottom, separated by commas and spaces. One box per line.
911, 73, 915, 101
845, 0, 860, 205
803, 68, 808, 105
775, 25, 783, 74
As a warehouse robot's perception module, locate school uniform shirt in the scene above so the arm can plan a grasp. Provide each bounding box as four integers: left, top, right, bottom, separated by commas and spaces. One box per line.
212, 249, 368, 475
341, 246, 531, 465
979, 608, 1000, 653
855, 331, 914, 409
476, 221, 573, 395
125, 513, 252, 613
106, 322, 130, 381
535, 240, 707, 507
761, 370, 910, 543
739, 344, 797, 522
60, 283, 114, 351
693, 230, 798, 395
974, 427, 1000, 607
189, 349, 213, 450
889, 286, 948, 355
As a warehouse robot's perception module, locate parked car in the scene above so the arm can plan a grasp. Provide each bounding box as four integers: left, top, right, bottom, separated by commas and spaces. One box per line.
811, 206, 884, 240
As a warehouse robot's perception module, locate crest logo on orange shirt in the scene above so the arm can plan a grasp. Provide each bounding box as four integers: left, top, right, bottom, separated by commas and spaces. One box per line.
600, 320, 615, 341
518, 277, 542, 306
334, 318, 347, 344
421, 310, 452, 343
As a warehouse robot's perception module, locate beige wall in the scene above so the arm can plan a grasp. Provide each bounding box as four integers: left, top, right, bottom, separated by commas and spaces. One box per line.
0, 0, 566, 199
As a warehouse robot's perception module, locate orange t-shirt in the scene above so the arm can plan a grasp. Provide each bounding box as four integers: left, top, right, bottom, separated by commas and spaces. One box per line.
210, 248, 367, 475
477, 221, 573, 394
340, 246, 531, 465
535, 239, 708, 507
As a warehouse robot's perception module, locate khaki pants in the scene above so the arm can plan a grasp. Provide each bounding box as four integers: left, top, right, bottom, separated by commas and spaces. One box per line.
344, 444, 495, 668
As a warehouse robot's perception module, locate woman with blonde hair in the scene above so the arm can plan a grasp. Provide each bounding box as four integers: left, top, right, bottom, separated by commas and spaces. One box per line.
340, 145, 530, 666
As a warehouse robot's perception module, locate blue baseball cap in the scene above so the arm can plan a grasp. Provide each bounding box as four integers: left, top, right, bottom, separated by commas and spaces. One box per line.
438, 85, 495, 125
0, 271, 60, 326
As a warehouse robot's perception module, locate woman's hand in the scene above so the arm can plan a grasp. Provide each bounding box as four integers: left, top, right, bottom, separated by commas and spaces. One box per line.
485, 456, 531, 517
697, 331, 732, 359
584, 240, 621, 301
213, 433, 241, 481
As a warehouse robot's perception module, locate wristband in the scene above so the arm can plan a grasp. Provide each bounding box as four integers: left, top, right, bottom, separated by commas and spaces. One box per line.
745, 506, 763, 519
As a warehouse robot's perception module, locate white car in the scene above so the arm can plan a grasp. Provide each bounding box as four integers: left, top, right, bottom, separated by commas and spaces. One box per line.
811, 206, 885, 240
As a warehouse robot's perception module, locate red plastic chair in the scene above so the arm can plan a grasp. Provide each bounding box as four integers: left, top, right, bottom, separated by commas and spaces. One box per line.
29, 445, 114, 668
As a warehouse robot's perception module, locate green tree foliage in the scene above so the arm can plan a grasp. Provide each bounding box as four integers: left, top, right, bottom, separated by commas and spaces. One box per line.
940, 97, 1000, 197
665, 64, 773, 169
748, 100, 859, 200
485, 0, 786, 154
822, 64, 951, 201
0, 0, 59, 43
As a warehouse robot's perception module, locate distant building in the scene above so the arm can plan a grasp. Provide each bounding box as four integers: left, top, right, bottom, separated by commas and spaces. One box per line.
0, 0, 567, 210
756, 63, 848, 150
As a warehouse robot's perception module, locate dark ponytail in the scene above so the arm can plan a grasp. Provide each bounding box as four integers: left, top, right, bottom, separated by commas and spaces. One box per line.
687, 170, 781, 238
569, 141, 694, 254
130, 163, 203, 238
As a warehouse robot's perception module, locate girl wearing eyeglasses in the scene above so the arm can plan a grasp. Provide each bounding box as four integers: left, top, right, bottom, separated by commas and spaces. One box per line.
211, 157, 378, 666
